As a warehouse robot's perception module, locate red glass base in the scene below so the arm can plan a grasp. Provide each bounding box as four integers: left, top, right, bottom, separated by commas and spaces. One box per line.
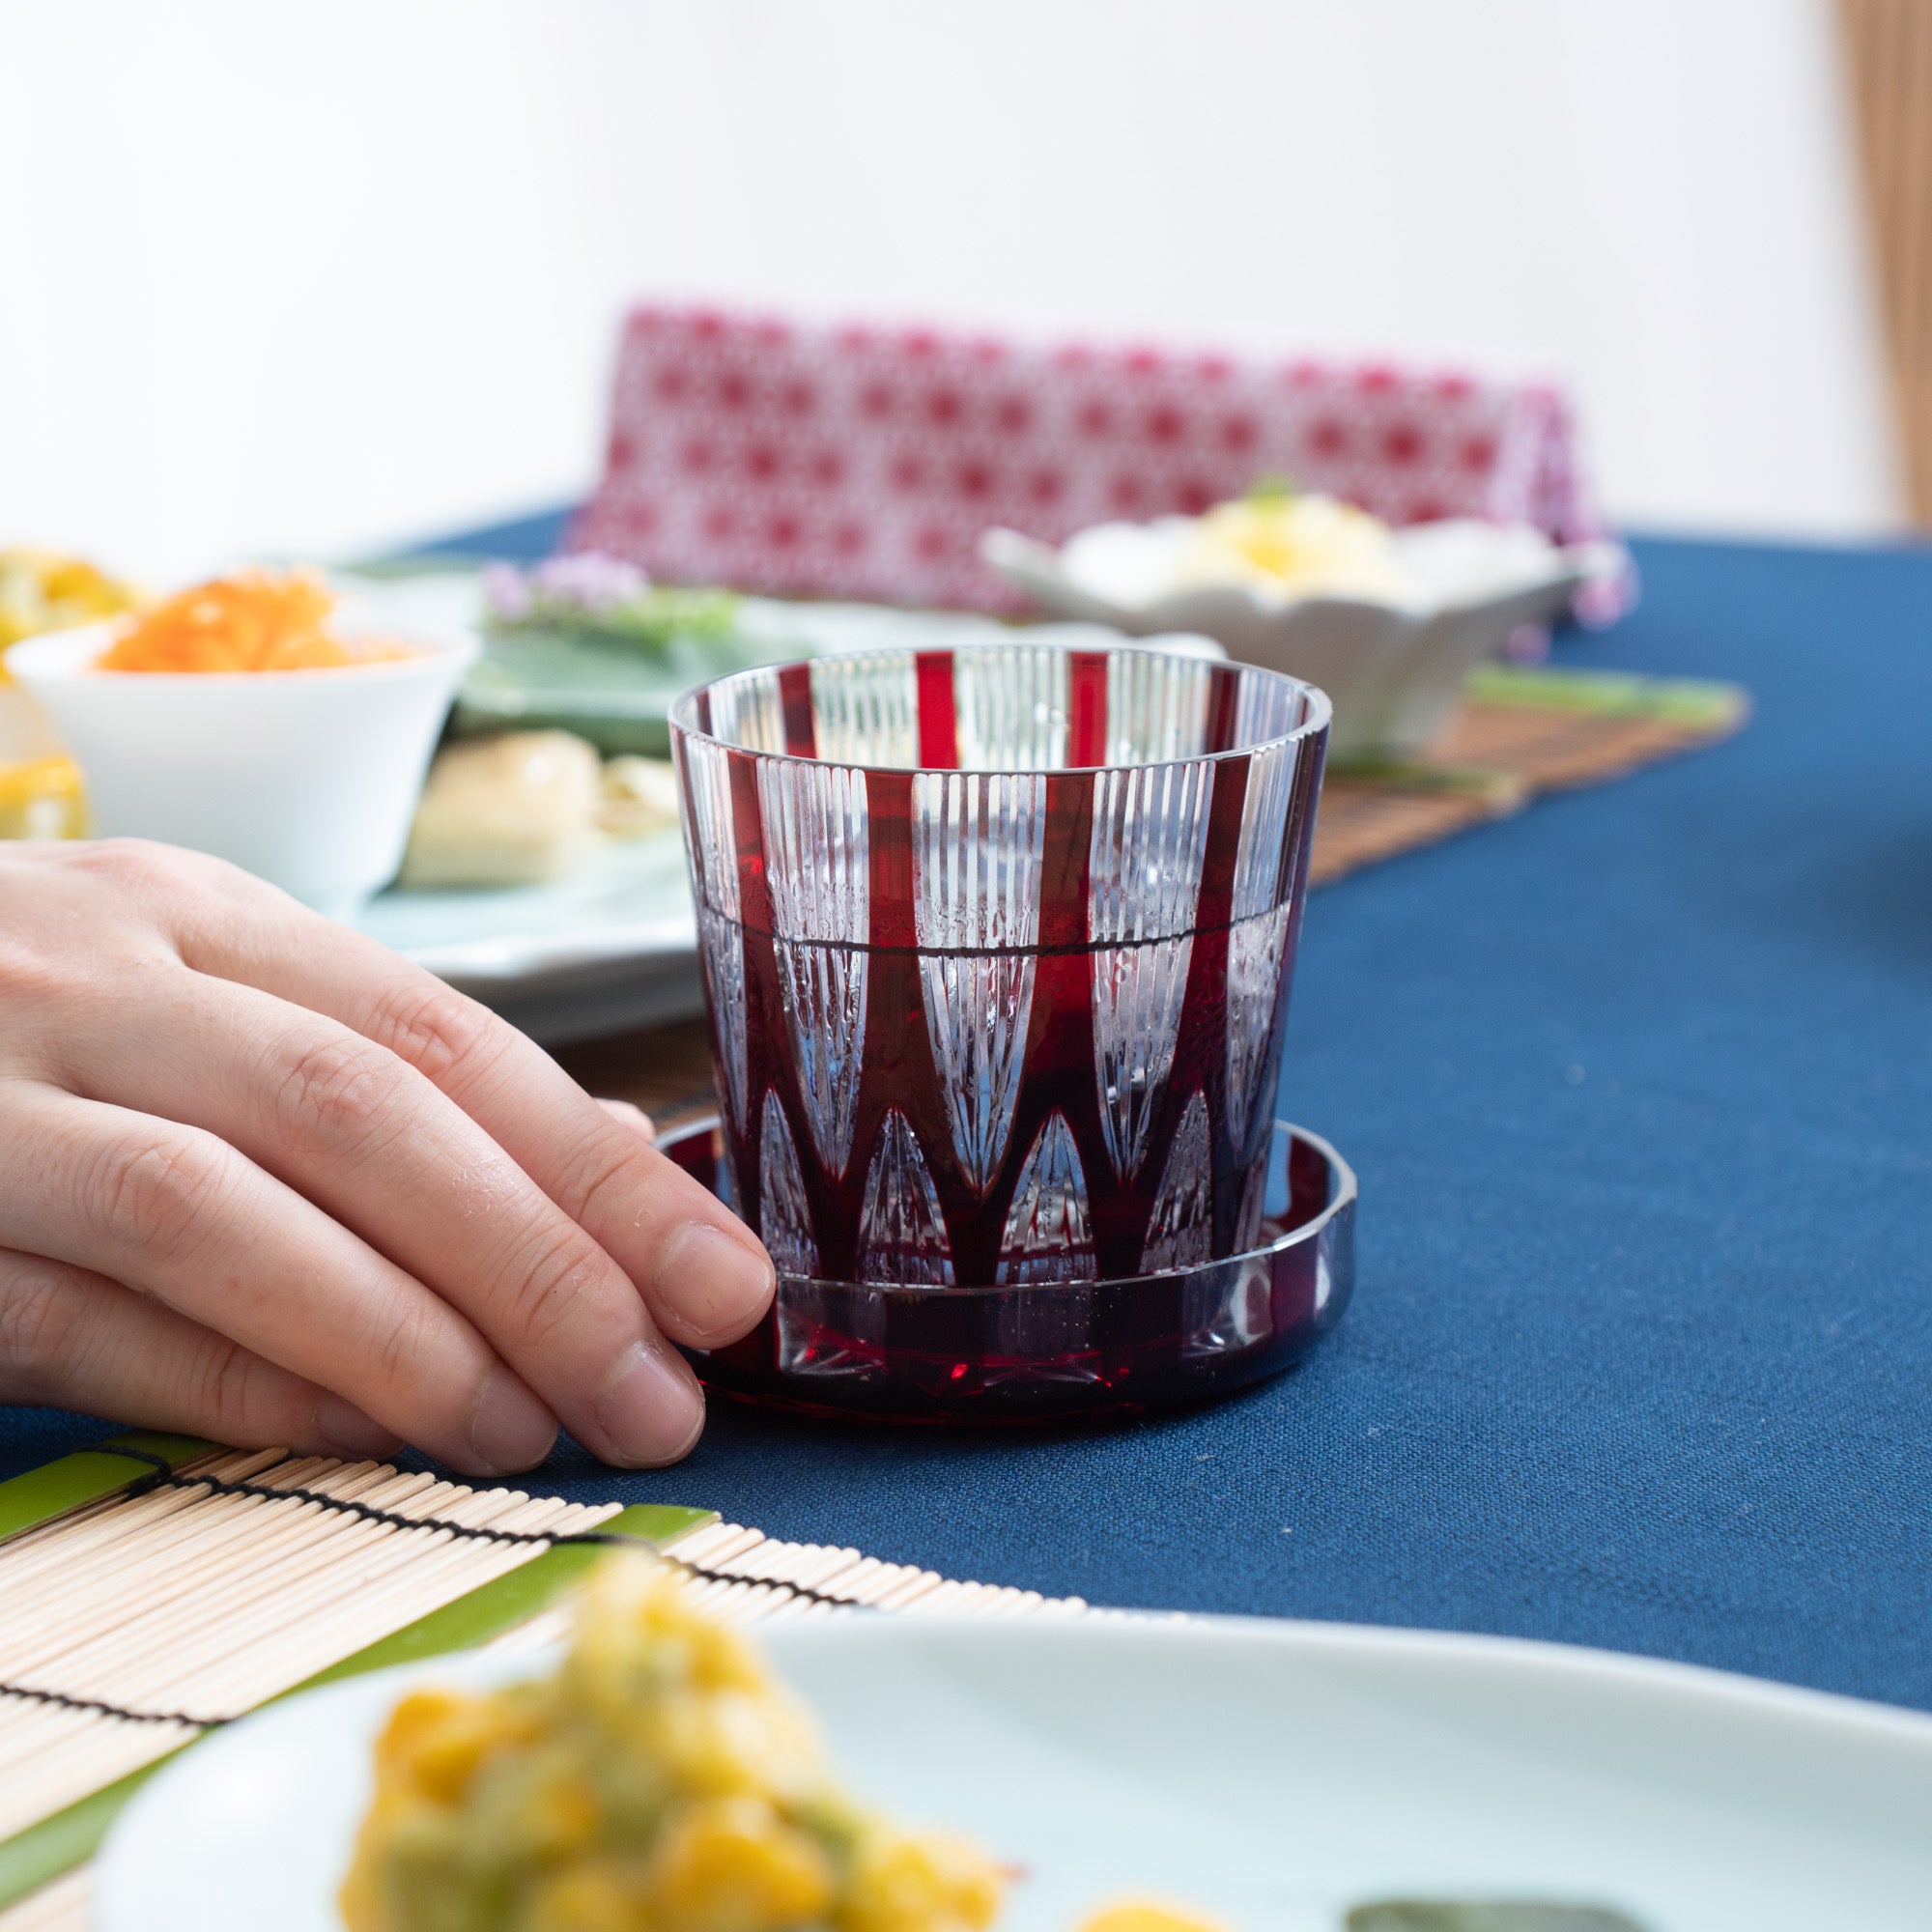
658, 1114, 1354, 1424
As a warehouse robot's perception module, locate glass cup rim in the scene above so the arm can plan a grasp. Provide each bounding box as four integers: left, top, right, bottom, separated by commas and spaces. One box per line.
667, 639, 1333, 777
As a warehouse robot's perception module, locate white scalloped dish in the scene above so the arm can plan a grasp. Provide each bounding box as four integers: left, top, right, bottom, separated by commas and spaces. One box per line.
983, 517, 1625, 761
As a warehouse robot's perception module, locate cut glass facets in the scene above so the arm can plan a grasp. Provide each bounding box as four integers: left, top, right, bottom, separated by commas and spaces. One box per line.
1091, 934, 1194, 1182
1224, 900, 1293, 1158
774, 941, 868, 1179
1231, 736, 1299, 923
856, 1108, 955, 1286
1140, 1088, 1214, 1273
1104, 648, 1214, 765
810, 652, 920, 766
996, 1111, 1097, 1284
776, 1282, 886, 1380
952, 644, 1068, 769
759, 757, 869, 1177
696, 902, 750, 1131
913, 771, 1046, 1193
756, 1088, 819, 1278
1089, 759, 1211, 1180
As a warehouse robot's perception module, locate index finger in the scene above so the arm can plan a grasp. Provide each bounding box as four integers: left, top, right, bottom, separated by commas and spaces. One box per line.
173, 884, 777, 1351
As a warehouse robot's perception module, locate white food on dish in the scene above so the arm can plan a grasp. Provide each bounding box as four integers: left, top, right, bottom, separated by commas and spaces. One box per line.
400, 730, 604, 889
1047, 507, 1578, 617
598, 753, 683, 837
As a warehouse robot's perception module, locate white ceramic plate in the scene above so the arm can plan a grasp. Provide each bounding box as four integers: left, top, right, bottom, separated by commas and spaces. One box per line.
352, 830, 703, 1045
96, 1616, 1932, 1932
981, 523, 1626, 761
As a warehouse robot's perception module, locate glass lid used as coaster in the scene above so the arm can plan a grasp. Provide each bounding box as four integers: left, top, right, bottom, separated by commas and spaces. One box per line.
659, 1112, 1354, 1423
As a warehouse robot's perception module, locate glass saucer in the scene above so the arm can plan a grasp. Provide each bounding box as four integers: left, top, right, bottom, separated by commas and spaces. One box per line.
658, 1112, 1354, 1424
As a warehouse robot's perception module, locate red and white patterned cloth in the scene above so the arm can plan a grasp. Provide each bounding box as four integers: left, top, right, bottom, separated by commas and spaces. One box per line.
574, 303, 1626, 622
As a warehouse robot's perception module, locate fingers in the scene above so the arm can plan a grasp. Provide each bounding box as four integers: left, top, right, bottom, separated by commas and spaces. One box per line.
0, 1080, 558, 1476
171, 898, 776, 1351
597, 1098, 656, 1141
47, 966, 705, 1468
0, 1245, 403, 1460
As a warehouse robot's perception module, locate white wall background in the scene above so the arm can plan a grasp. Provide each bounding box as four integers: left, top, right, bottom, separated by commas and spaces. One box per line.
0, 0, 1901, 578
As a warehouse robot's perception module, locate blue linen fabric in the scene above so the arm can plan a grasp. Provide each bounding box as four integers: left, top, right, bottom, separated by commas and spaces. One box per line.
6, 531, 1930, 1712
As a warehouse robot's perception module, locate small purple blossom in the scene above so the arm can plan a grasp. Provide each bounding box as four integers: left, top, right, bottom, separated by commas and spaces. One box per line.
480, 561, 532, 621
484, 551, 653, 624
529, 551, 651, 611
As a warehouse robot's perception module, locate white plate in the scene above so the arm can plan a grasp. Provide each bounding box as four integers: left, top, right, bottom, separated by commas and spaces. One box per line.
352, 831, 703, 1045
981, 523, 1626, 761
96, 1615, 1932, 1932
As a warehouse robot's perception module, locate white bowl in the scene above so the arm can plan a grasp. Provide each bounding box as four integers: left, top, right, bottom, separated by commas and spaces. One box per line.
983, 519, 1626, 760
8, 614, 479, 918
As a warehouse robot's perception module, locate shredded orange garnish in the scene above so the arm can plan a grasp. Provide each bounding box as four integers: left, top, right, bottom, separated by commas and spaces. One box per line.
96, 567, 412, 673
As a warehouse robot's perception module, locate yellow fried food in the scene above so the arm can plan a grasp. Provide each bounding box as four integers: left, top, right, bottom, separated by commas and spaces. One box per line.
341, 1555, 1006, 1932
0, 548, 139, 658
0, 755, 86, 839
96, 565, 412, 672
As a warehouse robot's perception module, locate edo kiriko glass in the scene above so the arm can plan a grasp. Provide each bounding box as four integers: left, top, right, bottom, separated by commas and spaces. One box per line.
658, 1110, 1355, 1422
668, 643, 1330, 1298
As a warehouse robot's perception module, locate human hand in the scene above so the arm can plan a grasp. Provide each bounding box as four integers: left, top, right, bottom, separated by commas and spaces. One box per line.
0, 840, 775, 1473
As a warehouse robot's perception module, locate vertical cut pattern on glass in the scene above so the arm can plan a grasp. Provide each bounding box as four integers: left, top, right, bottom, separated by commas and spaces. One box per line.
757, 1088, 819, 1278
810, 653, 920, 766
671, 644, 1328, 1296
1105, 649, 1213, 765
708, 670, 787, 753
913, 771, 1047, 1193
1140, 1088, 1215, 1273
1088, 759, 1212, 1179
1224, 899, 1293, 1157
680, 737, 749, 1128
952, 645, 1069, 770
996, 1111, 1098, 1285
697, 904, 751, 1131
759, 758, 870, 1177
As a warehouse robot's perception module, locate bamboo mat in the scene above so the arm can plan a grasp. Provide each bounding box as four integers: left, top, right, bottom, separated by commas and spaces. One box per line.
1307, 664, 1747, 885
559, 665, 1749, 1126
0, 1435, 1081, 1931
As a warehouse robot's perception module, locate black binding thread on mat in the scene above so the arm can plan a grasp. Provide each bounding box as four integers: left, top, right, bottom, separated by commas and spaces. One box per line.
0, 1682, 222, 1729
0, 1446, 861, 1730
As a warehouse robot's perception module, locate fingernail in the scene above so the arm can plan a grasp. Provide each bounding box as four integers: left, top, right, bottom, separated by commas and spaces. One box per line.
594, 1342, 704, 1466
598, 1097, 657, 1140
467, 1365, 559, 1473
315, 1395, 405, 1462
654, 1221, 777, 1345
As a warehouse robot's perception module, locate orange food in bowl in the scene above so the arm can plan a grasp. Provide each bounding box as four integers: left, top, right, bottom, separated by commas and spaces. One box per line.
97, 567, 413, 673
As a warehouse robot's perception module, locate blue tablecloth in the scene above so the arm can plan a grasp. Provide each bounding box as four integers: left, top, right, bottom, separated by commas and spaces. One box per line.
7, 529, 1930, 1712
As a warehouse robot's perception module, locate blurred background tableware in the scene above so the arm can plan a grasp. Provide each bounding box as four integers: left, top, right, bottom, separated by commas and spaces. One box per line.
982, 511, 1624, 760
9, 583, 478, 919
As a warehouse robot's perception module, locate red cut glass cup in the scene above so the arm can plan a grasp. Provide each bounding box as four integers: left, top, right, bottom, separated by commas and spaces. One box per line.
669, 643, 1330, 1302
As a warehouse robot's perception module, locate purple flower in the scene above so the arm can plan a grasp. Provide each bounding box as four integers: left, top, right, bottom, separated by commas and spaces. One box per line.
481, 561, 532, 621
529, 551, 651, 612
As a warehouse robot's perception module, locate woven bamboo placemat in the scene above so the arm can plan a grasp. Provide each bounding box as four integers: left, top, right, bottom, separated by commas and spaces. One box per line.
0, 1435, 1082, 1931
560, 665, 1749, 1126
